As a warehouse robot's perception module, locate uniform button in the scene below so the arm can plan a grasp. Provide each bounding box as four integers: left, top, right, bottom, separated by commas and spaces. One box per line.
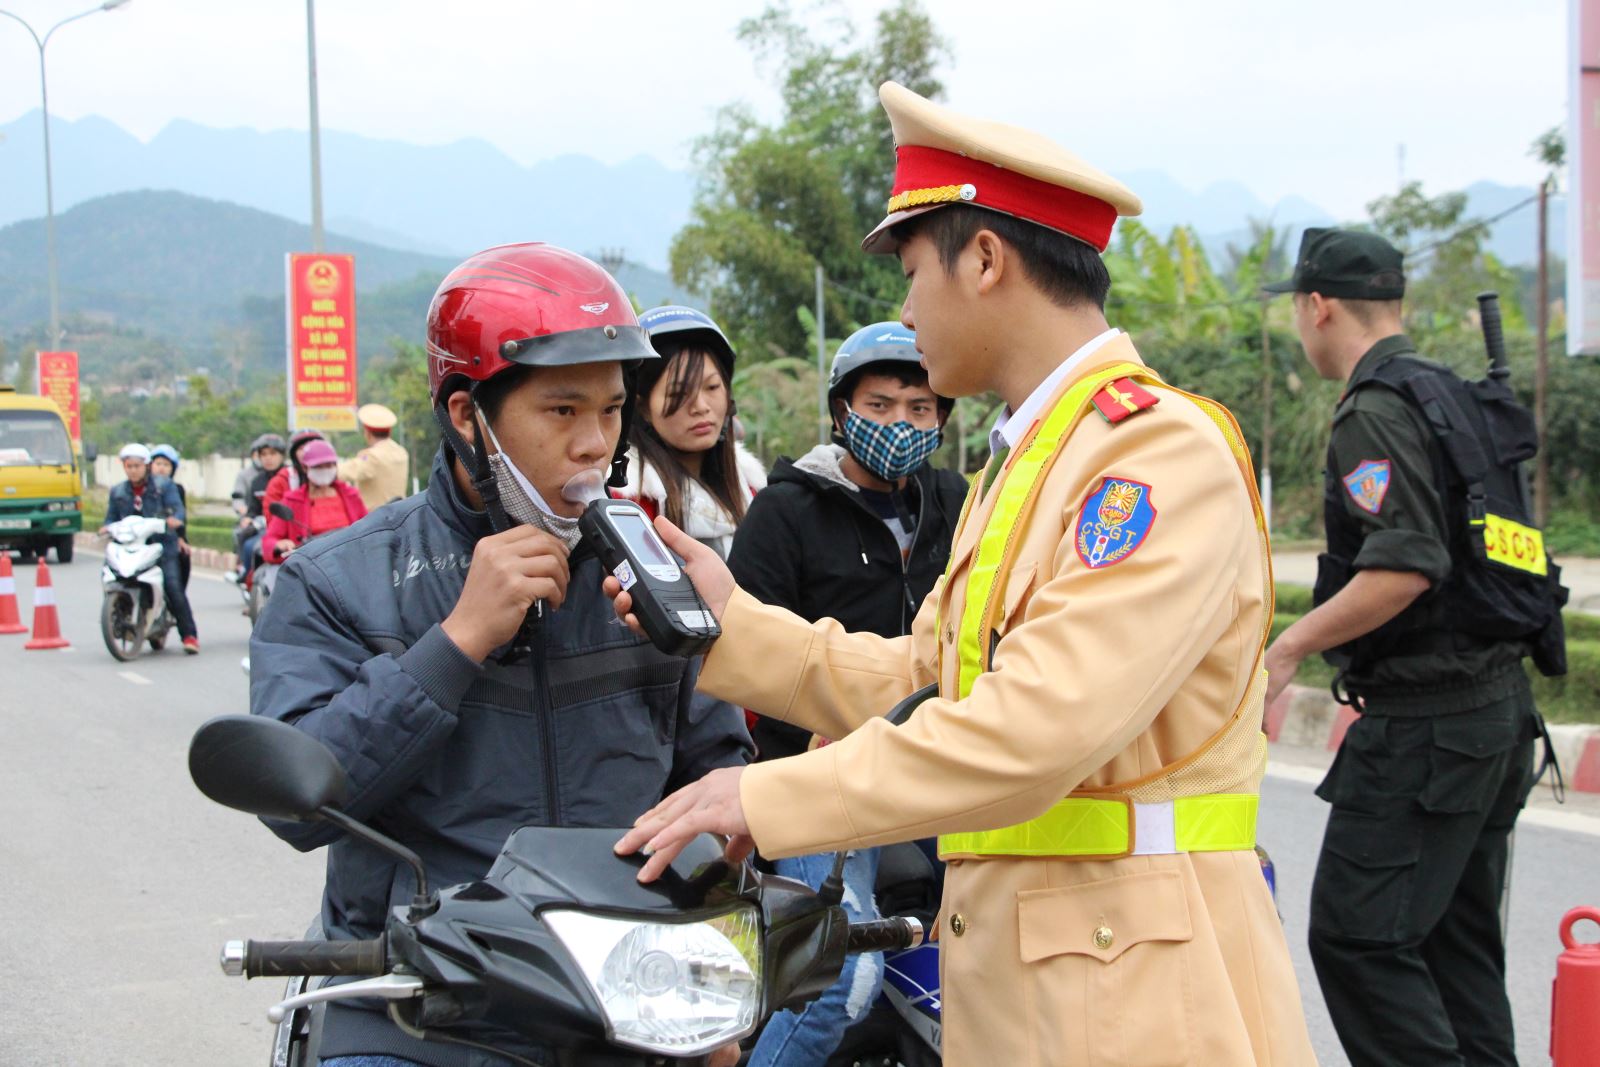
950, 913, 967, 937
1093, 925, 1114, 950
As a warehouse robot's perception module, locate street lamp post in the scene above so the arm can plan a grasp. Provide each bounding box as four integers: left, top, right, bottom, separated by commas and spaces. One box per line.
0, 0, 132, 348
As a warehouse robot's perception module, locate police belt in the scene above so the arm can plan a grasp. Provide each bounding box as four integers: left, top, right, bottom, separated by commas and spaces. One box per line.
940, 793, 1258, 859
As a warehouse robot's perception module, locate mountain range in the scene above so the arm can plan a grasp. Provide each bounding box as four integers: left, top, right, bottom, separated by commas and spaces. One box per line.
0, 111, 1567, 270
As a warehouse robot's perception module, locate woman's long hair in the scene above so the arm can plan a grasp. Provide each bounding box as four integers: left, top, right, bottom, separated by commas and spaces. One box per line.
631, 340, 747, 529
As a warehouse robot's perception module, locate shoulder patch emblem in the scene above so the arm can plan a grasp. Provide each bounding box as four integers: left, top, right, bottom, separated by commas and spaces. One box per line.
1076, 478, 1157, 569
1342, 459, 1392, 514
1092, 377, 1160, 424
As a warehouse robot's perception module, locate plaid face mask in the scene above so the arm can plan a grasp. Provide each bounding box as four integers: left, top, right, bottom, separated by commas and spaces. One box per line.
842, 408, 943, 482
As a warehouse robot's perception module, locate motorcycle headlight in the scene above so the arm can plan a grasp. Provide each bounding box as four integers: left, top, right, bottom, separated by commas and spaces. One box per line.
543, 907, 762, 1056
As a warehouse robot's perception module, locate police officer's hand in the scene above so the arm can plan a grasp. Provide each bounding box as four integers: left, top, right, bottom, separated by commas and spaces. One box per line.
601, 515, 734, 636
442, 526, 571, 663
614, 766, 752, 883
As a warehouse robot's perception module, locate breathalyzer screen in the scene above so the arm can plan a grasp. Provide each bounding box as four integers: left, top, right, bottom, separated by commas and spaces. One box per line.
610, 510, 675, 569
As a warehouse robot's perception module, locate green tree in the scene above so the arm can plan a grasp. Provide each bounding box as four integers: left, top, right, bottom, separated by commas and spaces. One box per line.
670, 0, 949, 359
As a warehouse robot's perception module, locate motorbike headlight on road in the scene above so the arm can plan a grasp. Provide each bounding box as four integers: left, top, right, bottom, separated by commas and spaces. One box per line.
543, 907, 762, 1056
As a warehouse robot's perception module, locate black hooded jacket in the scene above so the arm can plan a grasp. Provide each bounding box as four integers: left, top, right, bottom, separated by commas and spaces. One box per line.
727, 444, 968, 761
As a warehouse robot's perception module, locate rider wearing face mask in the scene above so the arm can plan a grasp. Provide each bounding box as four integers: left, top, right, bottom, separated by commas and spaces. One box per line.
261, 439, 367, 563
249, 244, 752, 1067
724, 322, 966, 1067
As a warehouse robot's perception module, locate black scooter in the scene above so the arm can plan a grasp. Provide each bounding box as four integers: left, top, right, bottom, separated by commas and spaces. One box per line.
188, 716, 924, 1067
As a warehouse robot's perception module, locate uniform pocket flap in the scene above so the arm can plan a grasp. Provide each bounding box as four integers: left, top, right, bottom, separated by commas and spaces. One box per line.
1017, 869, 1193, 965
1319, 810, 1421, 869
1430, 714, 1519, 759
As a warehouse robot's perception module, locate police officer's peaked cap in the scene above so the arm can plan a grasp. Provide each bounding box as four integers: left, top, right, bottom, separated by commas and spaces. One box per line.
1263, 228, 1406, 301
862, 82, 1142, 255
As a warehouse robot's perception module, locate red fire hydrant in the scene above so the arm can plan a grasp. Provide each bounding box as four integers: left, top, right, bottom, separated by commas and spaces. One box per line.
1553, 906, 1600, 1066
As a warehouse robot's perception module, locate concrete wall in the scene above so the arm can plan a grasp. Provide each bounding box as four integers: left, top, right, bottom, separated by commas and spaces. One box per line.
94, 453, 245, 502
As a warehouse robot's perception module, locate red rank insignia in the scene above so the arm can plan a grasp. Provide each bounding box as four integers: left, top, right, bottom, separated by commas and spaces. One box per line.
1091, 378, 1160, 424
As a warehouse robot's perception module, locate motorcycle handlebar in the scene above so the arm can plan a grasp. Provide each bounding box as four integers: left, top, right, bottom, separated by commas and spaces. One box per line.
845, 916, 925, 954
222, 937, 387, 978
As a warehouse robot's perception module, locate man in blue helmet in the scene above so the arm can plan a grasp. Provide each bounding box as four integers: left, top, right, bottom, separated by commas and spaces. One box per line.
726, 322, 966, 1067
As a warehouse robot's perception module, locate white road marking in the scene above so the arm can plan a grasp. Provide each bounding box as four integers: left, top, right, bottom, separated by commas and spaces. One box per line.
117, 670, 152, 686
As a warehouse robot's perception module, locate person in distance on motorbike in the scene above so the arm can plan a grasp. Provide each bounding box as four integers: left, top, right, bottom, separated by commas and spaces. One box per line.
102, 442, 199, 654
232, 433, 286, 581
262, 439, 367, 564
263, 428, 326, 512
250, 243, 752, 1067
148, 444, 192, 592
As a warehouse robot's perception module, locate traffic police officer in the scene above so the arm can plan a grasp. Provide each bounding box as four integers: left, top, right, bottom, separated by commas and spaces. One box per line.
338, 402, 410, 509
1263, 228, 1544, 1066
615, 83, 1316, 1066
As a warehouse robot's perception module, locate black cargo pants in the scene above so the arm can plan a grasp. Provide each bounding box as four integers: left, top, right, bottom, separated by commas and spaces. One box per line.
1307, 681, 1539, 1067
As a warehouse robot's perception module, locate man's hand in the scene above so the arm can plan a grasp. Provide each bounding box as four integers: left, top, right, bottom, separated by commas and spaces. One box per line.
274, 538, 297, 558
614, 766, 752, 883
709, 1043, 739, 1067
601, 516, 734, 637
166, 516, 182, 530
1263, 637, 1303, 710
441, 526, 571, 663
238, 516, 254, 530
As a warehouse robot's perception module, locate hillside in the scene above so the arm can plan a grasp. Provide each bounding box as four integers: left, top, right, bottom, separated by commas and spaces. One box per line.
0, 190, 693, 384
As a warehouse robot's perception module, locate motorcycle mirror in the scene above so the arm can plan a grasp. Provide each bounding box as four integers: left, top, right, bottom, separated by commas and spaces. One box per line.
84, 442, 98, 462
188, 715, 349, 820
269, 503, 295, 522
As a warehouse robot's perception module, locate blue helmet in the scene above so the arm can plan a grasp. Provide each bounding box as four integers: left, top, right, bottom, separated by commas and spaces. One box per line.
149, 443, 180, 472
638, 305, 736, 374
827, 322, 949, 408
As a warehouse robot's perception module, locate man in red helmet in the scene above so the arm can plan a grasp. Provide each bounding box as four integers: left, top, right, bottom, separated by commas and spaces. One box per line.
250, 244, 753, 1067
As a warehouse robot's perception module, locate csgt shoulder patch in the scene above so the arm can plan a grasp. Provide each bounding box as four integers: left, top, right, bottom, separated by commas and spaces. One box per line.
1092, 377, 1160, 424
1342, 459, 1391, 515
1076, 477, 1158, 569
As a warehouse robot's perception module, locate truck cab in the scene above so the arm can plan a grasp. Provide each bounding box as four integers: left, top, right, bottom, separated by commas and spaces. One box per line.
0, 385, 82, 562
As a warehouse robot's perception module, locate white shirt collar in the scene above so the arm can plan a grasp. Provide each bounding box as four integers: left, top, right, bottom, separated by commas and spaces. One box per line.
989, 328, 1122, 456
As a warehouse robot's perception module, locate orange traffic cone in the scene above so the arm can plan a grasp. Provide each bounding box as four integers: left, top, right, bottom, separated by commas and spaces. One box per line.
0, 555, 26, 635
24, 559, 70, 650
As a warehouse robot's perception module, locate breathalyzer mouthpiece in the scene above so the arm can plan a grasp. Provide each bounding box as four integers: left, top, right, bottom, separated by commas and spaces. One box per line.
560, 469, 609, 507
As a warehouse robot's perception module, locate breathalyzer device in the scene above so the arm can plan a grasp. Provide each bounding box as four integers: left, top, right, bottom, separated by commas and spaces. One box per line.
563, 472, 721, 657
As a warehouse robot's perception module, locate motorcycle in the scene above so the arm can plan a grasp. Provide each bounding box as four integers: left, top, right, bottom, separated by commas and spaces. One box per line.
188, 715, 926, 1067
247, 502, 309, 625
99, 514, 176, 661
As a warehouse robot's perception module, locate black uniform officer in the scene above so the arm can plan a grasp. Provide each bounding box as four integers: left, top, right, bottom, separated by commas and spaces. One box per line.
1263, 229, 1552, 1067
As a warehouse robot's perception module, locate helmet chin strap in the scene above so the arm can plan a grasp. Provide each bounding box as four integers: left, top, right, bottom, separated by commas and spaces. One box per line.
433, 388, 515, 534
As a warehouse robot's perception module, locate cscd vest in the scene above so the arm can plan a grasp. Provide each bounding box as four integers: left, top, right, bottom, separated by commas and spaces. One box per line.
1315, 353, 1568, 679
935, 362, 1273, 861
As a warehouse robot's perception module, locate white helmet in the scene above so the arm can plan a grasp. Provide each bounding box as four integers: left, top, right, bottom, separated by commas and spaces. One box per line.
118, 443, 152, 463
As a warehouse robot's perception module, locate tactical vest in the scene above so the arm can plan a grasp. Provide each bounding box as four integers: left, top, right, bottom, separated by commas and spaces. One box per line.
934, 363, 1273, 861
1315, 353, 1568, 681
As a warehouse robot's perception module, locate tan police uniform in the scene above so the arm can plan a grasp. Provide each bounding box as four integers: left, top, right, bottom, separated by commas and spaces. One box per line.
694, 84, 1318, 1067
340, 403, 410, 509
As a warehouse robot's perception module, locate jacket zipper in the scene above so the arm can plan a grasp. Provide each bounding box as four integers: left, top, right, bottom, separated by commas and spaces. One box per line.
527, 601, 561, 827
843, 474, 926, 637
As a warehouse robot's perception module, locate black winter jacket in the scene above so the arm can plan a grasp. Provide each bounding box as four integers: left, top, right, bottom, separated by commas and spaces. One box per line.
249, 449, 752, 1066
727, 444, 968, 761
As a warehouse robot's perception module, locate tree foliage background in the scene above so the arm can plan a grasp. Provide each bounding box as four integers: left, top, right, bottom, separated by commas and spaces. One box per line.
669, 1, 1600, 549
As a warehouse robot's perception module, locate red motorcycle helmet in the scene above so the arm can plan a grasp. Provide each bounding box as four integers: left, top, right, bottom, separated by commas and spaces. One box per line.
426, 243, 658, 501
426, 243, 656, 400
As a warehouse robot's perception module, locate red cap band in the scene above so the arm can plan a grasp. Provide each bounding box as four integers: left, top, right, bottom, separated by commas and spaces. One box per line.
888, 145, 1119, 252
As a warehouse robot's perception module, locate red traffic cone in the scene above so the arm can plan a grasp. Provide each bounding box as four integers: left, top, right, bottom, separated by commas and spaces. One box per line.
24, 559, 70, 650
0, 555, 26, 635
1552, 906, 1600, 1066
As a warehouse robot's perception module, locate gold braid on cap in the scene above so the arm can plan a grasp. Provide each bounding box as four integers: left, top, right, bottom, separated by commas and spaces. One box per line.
886, 183, 974, 213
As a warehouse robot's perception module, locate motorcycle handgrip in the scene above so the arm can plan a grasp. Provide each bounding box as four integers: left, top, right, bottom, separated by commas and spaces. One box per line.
227, 938, 387, 978
844, 916, 925, 954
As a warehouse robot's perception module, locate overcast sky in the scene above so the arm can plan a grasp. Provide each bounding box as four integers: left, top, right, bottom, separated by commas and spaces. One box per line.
0, 0, 1570, 220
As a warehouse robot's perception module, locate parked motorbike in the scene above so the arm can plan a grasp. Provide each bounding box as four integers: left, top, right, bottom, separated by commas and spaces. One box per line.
188, 716, 926, 1067
99, 514, 175, 661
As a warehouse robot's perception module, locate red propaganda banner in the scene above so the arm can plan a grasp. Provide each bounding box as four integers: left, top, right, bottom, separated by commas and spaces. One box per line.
285, 253, 358, 432
35, 350, 81, 447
